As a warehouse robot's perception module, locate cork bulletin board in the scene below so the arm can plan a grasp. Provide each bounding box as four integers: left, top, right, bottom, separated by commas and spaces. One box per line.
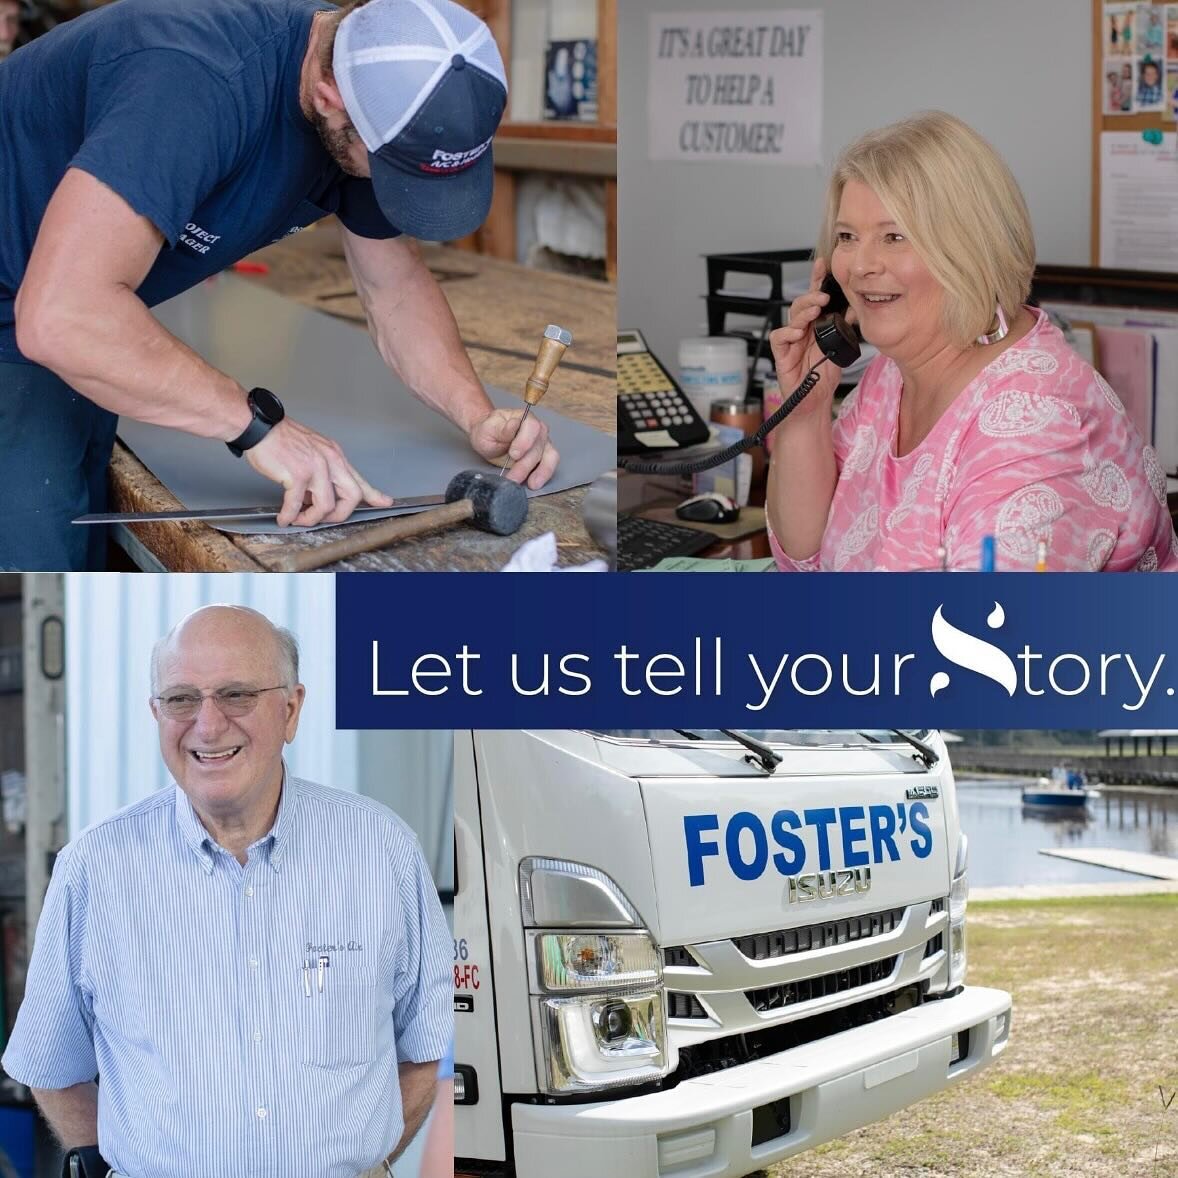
1090, 0, 1177, 269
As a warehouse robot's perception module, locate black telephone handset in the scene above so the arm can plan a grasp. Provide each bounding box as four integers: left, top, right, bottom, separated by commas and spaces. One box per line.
617, 270, 862, 476
812, 272, 862, 369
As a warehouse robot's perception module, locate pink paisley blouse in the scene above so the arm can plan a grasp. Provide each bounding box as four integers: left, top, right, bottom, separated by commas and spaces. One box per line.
769, 308, 1178, 572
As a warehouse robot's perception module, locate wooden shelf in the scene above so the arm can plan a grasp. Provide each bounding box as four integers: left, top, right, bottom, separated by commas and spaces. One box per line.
498, 121, 616, 143
495, 136, 615, 177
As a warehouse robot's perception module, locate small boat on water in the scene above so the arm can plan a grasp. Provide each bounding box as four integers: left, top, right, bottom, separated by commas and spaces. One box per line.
1021, 766, 1101, 808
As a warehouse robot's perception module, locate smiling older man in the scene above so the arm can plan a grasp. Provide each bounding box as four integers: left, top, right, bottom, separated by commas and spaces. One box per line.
2, 605, 450, 1178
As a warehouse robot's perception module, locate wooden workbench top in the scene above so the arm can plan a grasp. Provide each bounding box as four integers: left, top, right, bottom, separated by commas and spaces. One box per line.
108, 225, 616, 571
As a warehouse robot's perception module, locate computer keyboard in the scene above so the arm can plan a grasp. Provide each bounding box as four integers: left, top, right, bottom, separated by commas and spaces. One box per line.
617, 515, 714, 571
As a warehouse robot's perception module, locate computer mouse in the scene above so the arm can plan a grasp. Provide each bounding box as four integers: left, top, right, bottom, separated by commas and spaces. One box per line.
675, 493, 740, 524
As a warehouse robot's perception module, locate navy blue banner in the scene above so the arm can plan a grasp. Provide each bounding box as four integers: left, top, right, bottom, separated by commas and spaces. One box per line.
336, 573, 1178, 727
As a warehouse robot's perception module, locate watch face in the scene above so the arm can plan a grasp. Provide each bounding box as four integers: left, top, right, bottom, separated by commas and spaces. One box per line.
251, 387, 284, 424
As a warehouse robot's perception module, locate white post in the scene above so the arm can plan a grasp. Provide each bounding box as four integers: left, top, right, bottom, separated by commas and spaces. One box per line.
23, 573, 67, 935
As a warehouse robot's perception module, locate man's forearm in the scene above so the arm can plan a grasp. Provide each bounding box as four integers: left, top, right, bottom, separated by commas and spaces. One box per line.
385, 1060, 440, 1164
31, 1082, 99, 1148
342, 234, 494, 435
16, 282, 252, 442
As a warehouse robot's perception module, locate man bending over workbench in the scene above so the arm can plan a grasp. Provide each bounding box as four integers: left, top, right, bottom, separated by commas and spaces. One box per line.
0, 0, 559, 570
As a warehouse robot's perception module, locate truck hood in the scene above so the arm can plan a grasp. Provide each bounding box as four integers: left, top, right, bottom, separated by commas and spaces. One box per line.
638, 751, 953, 946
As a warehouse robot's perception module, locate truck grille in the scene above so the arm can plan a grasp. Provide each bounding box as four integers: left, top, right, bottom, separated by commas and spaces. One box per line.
663, 899, 947, 1032
673, 983, 927, 1083
745, 955, 898, 1012
664, 905, 905, 968
667, 993, 709, 1019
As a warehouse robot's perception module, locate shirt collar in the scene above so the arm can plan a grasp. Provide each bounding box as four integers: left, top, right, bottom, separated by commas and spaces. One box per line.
174, 768, 300, 874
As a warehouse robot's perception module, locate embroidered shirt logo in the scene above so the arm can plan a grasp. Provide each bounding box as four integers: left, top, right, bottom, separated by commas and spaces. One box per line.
270, 224, 309, 245
306, 940, 364, 953
179, 222, 221, 255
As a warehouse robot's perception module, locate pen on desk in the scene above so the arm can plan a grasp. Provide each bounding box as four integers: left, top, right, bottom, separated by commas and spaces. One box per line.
318, 954, 329, 994
302, 958, 312, 997
1035, 538, 1048, 572
980, 535, 996, 572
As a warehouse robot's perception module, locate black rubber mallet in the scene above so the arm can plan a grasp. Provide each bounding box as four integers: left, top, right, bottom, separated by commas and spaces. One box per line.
272, 469, 528, 571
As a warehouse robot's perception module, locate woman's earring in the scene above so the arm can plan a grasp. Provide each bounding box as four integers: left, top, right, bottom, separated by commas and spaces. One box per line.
976, 302, 1010, 346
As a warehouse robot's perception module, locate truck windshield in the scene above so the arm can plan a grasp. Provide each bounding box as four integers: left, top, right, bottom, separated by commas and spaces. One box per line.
589, 730, 932, 747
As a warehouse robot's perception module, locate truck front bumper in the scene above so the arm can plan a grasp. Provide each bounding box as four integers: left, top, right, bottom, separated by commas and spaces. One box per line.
512, 984, 1011, 1178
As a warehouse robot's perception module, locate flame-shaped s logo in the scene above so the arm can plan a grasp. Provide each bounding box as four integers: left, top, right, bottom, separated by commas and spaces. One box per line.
929, 602, 1017, 698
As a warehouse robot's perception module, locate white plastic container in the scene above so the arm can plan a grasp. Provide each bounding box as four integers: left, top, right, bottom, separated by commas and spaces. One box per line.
678, 336, 747, 422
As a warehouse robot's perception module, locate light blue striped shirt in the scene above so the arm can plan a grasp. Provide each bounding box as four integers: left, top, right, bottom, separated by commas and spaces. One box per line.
3, 775, 451, 1178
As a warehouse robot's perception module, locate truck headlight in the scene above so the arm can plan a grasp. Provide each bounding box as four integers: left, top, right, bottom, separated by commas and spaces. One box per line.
539, 990, 666, 1092
520, 858, 672, 1094
536, 932, 661, 991
948, 833, 968, 988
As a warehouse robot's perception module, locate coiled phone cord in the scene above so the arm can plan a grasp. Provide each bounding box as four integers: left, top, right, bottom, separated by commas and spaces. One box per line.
617, 356, 831, 476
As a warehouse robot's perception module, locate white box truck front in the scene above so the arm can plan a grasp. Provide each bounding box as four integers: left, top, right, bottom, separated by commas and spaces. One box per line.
454, 730, 1012, 1178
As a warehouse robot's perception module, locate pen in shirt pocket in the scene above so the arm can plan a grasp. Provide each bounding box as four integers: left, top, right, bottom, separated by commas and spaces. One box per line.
317, 953, 330, 993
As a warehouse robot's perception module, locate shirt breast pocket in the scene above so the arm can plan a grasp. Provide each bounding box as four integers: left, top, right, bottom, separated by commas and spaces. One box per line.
299, 969, 381, 1070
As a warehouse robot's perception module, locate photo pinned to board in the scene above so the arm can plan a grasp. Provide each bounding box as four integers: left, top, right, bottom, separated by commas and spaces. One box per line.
1167, 3, 1178, 59
1105, 3, 1137, 114
1166, 62, 1178, 120
1137, 54, 1166, 110
1106, 2, 1136, 57
1139, 2, 1166, 55
1105, 57, 1135, 112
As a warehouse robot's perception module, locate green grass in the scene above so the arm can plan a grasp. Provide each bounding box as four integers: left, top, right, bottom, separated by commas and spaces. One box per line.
770, 896, 1178, 1178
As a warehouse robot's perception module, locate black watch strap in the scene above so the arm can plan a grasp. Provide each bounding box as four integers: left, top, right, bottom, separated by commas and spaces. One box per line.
227, 387, 284, 457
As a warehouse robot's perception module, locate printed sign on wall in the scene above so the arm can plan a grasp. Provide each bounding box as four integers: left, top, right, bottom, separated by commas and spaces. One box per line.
647, 10, 823, 165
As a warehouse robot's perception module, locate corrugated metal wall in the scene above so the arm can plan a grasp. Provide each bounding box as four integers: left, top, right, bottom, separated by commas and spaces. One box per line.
357, 729, 454, 893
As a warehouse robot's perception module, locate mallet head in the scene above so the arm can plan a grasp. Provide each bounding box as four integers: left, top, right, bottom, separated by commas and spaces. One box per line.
445, 469, 529, 535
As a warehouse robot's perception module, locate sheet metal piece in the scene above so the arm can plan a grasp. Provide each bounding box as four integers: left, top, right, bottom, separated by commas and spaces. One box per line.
119, 276, 614, 535
75, 494, 448, 524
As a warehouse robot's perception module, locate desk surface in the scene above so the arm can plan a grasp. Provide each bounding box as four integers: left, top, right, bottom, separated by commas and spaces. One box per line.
109, 226, 616, 571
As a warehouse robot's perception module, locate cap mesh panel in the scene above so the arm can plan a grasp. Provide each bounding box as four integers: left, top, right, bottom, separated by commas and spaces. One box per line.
348, 3, 447, 51
336, 0, 506, 148
441, 2, 484, 43
469, 37, 506, 86
350, 58, 442, 140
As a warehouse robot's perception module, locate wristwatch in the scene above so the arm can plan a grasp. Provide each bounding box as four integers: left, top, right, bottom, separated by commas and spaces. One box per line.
226, 387, 285, 457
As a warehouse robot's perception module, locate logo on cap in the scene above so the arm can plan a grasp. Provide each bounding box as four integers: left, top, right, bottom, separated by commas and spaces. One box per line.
421, 139, 493, 174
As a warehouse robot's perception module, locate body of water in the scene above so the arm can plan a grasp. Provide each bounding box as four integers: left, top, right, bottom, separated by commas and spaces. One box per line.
957, 778, 1178, 887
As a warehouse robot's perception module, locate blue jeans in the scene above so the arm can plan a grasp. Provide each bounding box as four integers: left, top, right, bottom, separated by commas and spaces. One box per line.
0, 360, 117, 570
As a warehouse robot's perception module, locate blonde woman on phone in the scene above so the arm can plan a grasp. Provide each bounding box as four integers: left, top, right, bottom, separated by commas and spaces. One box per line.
766, 112, 1176, 571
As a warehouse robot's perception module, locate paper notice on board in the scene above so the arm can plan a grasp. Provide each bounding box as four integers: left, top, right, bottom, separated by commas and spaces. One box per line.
1099, 131, 1178, 269
647, 11, 823, 165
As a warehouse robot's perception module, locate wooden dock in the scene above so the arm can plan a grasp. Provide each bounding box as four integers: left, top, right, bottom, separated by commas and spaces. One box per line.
1037, 848, 1178, 880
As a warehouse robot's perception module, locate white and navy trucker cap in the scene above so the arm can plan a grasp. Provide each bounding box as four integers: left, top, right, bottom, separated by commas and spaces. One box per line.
333, 0, 508, 241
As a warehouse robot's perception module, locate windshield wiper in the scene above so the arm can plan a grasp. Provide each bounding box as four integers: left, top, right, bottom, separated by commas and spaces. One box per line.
889, 729, 939, 768
720, 729, 783, 774
673, 729, 704, 741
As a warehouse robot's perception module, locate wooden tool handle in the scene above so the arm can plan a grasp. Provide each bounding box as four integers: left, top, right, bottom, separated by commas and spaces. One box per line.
272, 499, 476, 572
524, 333, 571, 405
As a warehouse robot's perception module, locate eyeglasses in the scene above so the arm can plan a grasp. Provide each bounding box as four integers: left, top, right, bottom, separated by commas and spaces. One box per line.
153, 685, 288, 721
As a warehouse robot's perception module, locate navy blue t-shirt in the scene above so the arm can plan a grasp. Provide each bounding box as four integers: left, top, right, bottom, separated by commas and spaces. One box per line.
0, 0, 399, 362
